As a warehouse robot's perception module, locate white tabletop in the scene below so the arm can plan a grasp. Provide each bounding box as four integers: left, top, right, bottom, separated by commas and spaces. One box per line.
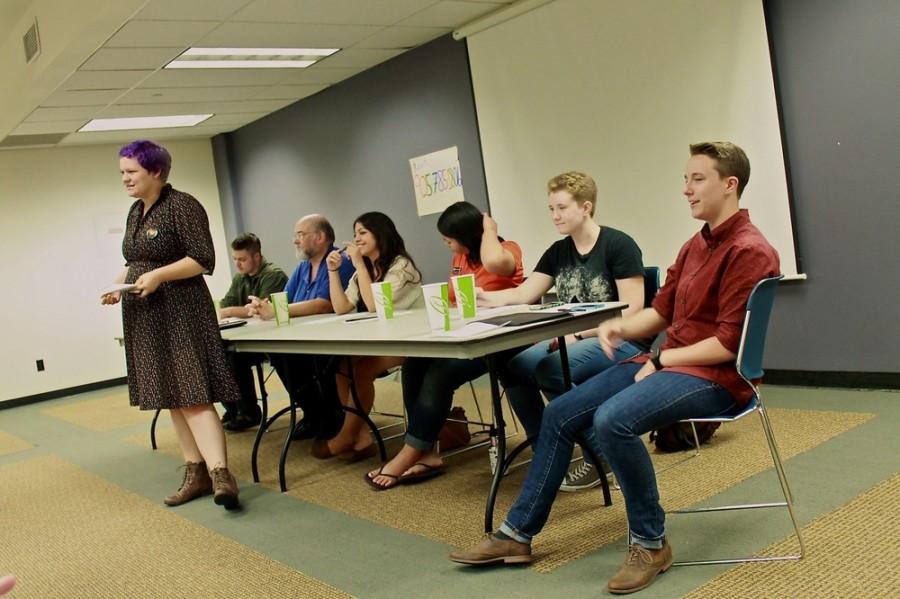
224, 303, 627, 360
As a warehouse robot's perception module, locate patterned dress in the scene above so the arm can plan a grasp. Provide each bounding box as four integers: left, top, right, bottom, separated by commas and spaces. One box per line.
121, 184, 240, 410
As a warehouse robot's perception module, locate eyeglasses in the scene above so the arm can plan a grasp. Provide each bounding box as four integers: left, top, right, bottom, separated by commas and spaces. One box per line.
292, 231, 313, 241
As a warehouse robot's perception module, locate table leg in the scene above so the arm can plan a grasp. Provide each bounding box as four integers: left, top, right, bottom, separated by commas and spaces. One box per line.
278, 392, 298, 493
484, 354, 506, 533
250, 360, 268, 483
558, 335, 613, 507
340, 356, 387, 463
150, 409, 161, 450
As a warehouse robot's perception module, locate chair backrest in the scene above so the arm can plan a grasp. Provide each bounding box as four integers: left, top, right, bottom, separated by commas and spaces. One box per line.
736, 275, 784, 382
643, 266, 661, 308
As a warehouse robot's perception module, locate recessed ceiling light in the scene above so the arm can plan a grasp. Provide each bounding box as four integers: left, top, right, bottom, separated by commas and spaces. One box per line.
165, 47, 340, 69
166, 60, 317, 69
78, 114, 214, 132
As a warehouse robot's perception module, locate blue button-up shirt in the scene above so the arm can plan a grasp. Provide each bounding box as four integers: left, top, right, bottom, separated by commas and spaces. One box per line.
284, 246, 354, 304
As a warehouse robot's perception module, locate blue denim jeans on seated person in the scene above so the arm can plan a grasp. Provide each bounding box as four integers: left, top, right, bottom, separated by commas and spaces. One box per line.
499, 363, 736, 549
502, 338, 642, 440
401, 356, 489, 451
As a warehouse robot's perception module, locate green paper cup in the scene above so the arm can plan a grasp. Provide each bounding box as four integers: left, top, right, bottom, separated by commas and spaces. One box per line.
271, 291, 290, 326
422, 282, 451, 331
451, 273, 477, 319
370, 281, 394, 320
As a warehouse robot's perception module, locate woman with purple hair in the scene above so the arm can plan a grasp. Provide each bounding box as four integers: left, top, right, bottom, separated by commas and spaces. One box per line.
101, 140, 242, 510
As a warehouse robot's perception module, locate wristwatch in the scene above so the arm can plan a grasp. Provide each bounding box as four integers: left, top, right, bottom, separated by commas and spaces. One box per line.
573, 332, 584, 341
649, 347, 664, 370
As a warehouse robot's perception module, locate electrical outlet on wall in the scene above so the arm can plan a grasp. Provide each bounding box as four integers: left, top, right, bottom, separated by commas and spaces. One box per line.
36, 359, 45, 372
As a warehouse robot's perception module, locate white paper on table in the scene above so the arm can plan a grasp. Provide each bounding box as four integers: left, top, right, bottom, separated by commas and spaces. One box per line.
345, 309, 413, 324
100, 283, 137, 297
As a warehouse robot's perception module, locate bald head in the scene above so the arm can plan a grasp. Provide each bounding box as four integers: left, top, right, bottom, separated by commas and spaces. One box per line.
293, 214, 335, 262
298, 214, 335, 243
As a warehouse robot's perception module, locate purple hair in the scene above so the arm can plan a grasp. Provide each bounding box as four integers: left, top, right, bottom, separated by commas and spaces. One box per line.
118, 140, 172, 181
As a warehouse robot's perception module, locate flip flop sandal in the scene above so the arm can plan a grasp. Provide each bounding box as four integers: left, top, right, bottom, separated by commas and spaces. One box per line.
364, 468, 400, 491
398, 462, 446, 485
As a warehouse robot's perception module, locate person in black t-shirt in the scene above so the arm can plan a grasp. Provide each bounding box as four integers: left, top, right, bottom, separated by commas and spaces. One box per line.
478, 171, 646, 491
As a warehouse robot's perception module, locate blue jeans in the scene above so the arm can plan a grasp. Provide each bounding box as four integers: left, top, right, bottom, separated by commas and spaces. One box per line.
502, 338, 642, 439
401, 357, 488, 451
500, 363, 736, 549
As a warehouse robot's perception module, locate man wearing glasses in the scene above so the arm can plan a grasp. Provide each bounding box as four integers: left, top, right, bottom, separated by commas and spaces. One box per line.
250, 215, 354, 440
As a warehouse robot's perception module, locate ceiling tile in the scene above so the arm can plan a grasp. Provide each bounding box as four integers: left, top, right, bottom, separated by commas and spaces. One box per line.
98, 99, 295, 118
61, 70, 154, 91
80, 48, 184, 71
399, 1, 504, 27
141, 68, 287, 88
354, 25, 448, 49
277, 66, 365, 85
204, 113, 269, 126
315, 48, 404, 69
232, 0, 436, 26
104, 19, 221, 48
40, 89, 124, 108
119, 86, 265, 104
134, 0, 253, 21
197, 22, 382, 48
249, 84, 328, 100
25, 106, 103, 122
11, 121, 90, 136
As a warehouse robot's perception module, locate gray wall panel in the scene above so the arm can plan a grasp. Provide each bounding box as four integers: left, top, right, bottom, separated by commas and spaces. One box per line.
218, 35, 488, 284
764, 0, 900, 371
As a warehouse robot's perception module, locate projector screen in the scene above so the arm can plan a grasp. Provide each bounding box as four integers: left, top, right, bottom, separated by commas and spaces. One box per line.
467, 0, 800, 277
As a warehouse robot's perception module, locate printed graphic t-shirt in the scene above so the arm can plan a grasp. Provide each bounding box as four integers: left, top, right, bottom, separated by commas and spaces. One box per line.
533, 227, 643, 303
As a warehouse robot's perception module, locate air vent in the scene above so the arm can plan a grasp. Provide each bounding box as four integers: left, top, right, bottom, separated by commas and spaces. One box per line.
0, 133, 68, 149
23, 19, 41, 64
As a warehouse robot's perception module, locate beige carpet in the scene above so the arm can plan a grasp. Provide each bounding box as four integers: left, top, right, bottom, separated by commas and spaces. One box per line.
684, 471, 900, 598
0, 429, 32, 456
41, 388, 152, 432
129, 380, 873, 573
0, 454, 351, 599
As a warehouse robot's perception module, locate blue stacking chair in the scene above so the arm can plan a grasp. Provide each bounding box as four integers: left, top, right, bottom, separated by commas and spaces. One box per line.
643, 266, 660, 307
668, 275, 806, 566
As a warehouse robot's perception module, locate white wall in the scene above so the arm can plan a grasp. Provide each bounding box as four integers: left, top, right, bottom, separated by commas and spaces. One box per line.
468, 0, 798, 276
0, 139, 231, 404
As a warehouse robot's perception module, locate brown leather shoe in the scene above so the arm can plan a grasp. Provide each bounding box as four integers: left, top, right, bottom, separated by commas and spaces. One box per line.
607, 540, 673, 594
449, 534, 533, 566
210, 466, 240, 510
164, 461, 212, 506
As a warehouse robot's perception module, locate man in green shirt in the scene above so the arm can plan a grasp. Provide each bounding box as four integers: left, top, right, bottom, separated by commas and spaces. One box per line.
218, 233, 288, 431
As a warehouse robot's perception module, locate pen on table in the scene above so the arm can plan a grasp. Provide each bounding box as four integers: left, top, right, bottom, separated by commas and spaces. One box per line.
345, 314, 378, 323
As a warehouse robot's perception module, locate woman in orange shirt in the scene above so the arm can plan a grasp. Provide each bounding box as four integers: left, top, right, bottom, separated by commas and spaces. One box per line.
366, 201, 524, 489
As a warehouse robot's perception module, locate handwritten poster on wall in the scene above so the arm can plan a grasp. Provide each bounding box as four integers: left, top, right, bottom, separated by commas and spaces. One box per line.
409, 146, 464, 216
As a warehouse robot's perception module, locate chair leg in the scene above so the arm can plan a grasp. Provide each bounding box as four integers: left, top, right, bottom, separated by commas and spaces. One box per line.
669, 406, 804, 566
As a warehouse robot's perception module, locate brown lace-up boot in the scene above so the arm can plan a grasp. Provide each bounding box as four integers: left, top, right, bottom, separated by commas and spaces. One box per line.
210, 466, 240, 510
164, 461, 212, 506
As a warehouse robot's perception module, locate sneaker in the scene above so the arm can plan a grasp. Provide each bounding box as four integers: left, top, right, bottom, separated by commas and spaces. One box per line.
559, 458, 611, 492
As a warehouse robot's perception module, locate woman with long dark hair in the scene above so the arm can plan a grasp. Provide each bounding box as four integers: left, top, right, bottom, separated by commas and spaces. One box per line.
366, 202, 525, 489
312, 211, 422, 461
